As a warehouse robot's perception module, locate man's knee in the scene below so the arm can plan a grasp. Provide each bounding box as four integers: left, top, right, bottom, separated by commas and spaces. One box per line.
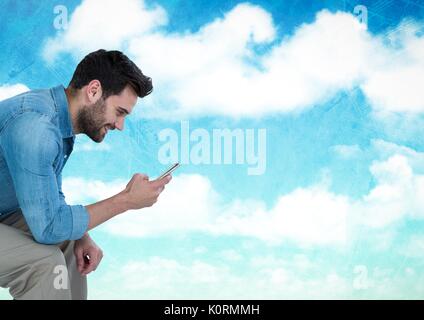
38, 246, 69, 285
46, 249, 70, 292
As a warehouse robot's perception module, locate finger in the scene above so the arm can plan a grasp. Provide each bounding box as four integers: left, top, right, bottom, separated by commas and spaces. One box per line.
82, 256, 97, 275
83, 248, 100, 272
80, 254, 91, 273
151, 175, 172, 188
74, 248, 85, 273
139, 173, 149, 180
133, 173, 149, 181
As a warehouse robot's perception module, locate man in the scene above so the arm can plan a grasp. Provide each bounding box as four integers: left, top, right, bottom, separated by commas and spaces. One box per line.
0, 49, 172, 300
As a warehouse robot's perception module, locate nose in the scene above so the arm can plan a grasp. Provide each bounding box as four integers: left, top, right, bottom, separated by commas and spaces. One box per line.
115, 118, 125, 131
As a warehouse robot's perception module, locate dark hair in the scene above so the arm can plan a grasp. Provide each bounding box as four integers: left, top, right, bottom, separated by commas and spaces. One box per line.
68, 49, 153, 99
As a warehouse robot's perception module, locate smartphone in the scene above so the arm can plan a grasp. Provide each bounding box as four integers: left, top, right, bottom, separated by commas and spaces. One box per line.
157, 162, 180, 179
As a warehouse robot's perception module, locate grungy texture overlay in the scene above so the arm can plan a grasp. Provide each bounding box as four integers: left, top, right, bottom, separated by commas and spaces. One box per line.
1, 0, 424, 299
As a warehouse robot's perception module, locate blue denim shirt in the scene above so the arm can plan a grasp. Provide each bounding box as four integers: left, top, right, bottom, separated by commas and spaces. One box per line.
0, 85, 89, 244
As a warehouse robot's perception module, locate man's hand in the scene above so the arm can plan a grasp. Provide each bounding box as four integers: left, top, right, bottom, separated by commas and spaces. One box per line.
84, 173, 173, 231
74, 233, 103, 276
123, 173, 172, 210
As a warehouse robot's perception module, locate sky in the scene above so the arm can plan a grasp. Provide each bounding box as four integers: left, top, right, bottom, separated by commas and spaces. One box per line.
1, 0, 424, 299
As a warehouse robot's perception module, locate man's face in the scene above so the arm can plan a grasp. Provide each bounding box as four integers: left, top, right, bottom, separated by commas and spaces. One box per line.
77, 85, 137, 142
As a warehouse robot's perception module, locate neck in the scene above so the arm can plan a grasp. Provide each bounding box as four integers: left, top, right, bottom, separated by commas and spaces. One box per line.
65, 87, 82, 134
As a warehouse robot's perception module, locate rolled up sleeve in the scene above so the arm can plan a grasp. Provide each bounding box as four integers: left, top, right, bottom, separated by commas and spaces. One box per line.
0, 112, 89, 244
57, 173, 89, 240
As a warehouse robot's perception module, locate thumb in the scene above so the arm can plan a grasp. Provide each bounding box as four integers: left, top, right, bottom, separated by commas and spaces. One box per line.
151, 175, 172, 188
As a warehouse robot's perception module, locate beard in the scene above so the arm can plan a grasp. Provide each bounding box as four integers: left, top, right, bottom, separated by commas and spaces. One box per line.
76, 97, 108, 143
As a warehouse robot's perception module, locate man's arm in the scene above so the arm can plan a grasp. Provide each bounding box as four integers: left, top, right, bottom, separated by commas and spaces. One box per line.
84, 173, 172, 230
84, 191, 128, 230
57, 169, 162, 232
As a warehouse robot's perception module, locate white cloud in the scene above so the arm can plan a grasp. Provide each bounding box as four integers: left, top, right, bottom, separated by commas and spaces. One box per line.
352, 155, 424, 228
65, 173, 348, 246
0, 83, 30, 101
372, 139, 424, 171
361, 20, 424, 113
89, 255, 352, 299
63, 153, 424, 247
89, 253, 424, 299
128, 3, 277, 118
90, 257, 237, 299
399, 235, 424, 258
43, 0, 167, 62
128, 7, 373, 118
42, 1, 424, 118
62, 177, 124, 204
214, 186, 349, 246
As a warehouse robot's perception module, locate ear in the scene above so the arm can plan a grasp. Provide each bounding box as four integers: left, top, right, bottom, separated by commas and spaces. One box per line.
86, 80, 103, 103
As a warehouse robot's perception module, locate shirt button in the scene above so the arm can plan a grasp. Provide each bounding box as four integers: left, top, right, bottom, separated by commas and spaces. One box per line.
64, 155, 68, 159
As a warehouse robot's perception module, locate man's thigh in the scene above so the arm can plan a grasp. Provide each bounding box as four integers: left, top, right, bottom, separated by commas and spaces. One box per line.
0, 210, 63, 279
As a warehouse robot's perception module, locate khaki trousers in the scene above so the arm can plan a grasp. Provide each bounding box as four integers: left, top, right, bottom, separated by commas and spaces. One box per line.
0, 210, 87, 300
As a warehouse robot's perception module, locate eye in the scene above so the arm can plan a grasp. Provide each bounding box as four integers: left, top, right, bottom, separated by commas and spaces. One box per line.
116, 107, 129, 117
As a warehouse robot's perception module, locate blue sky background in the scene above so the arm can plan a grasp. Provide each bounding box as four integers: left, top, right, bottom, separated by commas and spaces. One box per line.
1, 0, 424, 299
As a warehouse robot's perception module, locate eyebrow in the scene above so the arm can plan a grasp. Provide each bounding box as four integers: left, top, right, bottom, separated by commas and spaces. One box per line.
118, 107, 130, 115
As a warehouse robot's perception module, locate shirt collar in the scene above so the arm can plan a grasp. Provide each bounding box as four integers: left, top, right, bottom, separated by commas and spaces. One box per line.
50, 85, 75, 139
